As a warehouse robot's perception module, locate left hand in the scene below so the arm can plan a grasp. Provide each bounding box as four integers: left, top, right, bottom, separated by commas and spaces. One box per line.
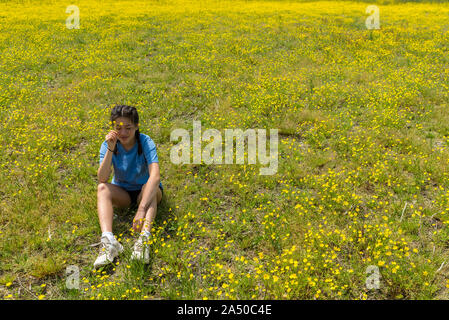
132, 208, 146, 233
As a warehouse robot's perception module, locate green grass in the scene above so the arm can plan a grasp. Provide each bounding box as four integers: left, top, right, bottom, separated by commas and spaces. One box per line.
1, 0, 449, 300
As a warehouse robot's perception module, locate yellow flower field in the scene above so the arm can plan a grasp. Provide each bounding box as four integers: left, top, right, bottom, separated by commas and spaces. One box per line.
0, 0, 449, 299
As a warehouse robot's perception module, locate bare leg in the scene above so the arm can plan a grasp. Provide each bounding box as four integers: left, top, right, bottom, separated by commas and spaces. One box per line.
138, 187, 162, 233
97, 183, 132, 233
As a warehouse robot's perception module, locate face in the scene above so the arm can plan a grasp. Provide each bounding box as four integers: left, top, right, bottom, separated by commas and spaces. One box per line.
112, 117, 138, 144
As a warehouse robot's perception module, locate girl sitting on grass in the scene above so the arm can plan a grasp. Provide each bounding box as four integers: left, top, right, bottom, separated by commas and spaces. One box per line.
95, 104, 163, 268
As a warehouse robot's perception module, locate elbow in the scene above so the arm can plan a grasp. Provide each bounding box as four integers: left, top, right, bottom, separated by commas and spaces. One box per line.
97, 168, 110, 184
97, 172, 107, 184
152, 173, 161, 185
98, 178, 107, 184
97, 170, 103, 183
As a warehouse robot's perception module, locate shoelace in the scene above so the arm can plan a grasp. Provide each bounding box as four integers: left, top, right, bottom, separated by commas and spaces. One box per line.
134, 239, 143, 253
134, 237, 148, 253
97, 238, 113, 255
99, 241, 108, 254
89, 242, 102, 247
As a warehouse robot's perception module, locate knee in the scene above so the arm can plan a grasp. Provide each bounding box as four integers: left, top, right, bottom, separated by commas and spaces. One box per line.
97, 183, 110, 197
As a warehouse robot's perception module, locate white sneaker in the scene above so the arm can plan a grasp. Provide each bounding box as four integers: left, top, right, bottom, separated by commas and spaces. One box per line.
93, 236, 124, 268
131, 235, 150, 264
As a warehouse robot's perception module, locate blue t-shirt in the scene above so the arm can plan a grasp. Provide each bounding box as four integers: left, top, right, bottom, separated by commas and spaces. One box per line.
99, 133, 163, 191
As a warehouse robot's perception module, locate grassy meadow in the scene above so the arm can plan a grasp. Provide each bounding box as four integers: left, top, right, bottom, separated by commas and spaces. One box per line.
1, 0, 449, 300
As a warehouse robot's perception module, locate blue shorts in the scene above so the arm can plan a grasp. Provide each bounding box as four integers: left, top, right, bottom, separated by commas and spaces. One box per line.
126, 185, 164, 206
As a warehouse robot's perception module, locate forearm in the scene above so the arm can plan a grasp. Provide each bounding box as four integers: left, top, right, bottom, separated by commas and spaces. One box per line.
138, 174, 160, 210
97, 150, 113, 182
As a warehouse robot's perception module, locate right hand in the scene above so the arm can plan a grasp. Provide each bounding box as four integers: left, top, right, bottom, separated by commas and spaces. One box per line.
106, 130, 119, 150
